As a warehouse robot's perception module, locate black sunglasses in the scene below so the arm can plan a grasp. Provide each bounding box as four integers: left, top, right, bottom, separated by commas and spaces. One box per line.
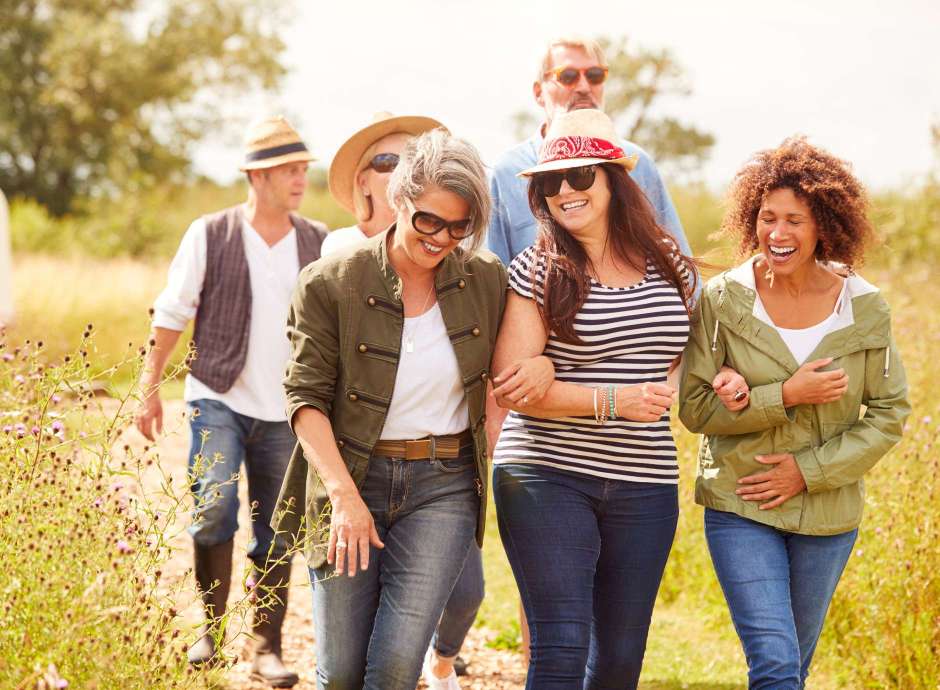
533, 165, 598, 197
367, 153, 399, 173
410, 208, 474, 241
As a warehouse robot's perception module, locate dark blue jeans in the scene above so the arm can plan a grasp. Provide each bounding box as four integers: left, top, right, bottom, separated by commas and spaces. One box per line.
494, 463, 679, 690
186, 399, 295, 564
310, 449, 480, 690
433, 543, 484, 658
704, 508, 857, 690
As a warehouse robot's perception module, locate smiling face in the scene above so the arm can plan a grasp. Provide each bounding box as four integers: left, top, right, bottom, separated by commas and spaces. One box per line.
357, 132, 411, 232
542, 164, 611, 240
534, 45, 606, 124
391, 184, 470, 274
756, 187, 819, 276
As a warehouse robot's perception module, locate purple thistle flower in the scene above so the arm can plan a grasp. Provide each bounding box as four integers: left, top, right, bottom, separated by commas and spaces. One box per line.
93, 497, 103, 508
31, 426, 40, 436
116, 540, 133, 554
2, 353, 13, 362
56, 680, 68, 689
52, 394, 62, 404
51, 420, 64, 432
923, 415, 933, 425
14, 374, 25, 384
2, 425, 11, 434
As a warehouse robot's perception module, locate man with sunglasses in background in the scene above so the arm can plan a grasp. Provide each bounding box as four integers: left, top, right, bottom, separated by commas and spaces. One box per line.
487, 36, 691, 264
136, 116, 327, 687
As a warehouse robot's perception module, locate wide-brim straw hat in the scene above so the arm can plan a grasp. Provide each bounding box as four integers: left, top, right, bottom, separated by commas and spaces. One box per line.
329, 112, 446, 213
239, 115, 315, 171
518, 109, 638, 177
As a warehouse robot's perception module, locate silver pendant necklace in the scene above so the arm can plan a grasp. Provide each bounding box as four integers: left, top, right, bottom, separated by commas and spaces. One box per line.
404, 283, 435, 354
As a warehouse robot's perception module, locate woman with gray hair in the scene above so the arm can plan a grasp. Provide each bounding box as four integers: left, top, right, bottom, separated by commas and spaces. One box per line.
275, 128, 554, 689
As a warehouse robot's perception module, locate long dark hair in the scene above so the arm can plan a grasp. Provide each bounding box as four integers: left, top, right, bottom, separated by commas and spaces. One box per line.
527, 163, 698, 344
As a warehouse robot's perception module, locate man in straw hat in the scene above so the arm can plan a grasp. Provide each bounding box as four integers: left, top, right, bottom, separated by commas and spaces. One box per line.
487, 36, 691, 265
323, 111, 444, 256
136, 115, 327, 687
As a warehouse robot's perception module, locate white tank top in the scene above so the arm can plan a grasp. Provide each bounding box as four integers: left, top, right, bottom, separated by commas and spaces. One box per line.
380, 303, 470, 440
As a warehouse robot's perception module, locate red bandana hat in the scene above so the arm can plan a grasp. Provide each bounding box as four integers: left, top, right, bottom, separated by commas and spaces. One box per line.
518, 109, 639, 177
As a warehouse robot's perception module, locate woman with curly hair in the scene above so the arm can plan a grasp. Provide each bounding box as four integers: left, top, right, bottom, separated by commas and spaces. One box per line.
679, 137, 911, 689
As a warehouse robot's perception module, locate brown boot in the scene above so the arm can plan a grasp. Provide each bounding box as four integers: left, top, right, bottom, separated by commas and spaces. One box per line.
249, 559, 299, 688
187, 540, 233, 667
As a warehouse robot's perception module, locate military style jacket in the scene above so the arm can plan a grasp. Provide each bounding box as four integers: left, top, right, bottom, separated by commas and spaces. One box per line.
274, 229, 508, 567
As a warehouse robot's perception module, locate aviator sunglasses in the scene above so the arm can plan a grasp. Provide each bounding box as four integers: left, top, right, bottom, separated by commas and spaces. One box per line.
367, 152, 399, 173
543, 65, 609, 88
534, 165, 598, 197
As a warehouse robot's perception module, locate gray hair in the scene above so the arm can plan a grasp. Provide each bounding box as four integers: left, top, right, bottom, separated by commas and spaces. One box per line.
386, 128, 490, 255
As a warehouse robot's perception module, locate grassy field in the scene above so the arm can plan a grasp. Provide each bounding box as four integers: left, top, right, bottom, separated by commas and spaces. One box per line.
6, 249, 937, 688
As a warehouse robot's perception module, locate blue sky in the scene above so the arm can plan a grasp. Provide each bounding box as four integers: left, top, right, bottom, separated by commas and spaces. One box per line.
193, 0, 940, 192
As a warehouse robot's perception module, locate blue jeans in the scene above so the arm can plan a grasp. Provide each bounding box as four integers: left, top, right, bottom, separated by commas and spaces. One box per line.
433, 544, 484, 658
704, 508, 857, 690
494, 463, 679, 690
310, 449, 480, 690
186, 399, 295, 563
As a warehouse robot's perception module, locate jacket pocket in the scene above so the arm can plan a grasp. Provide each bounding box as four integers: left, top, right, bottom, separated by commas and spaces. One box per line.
821, 421, 854, 444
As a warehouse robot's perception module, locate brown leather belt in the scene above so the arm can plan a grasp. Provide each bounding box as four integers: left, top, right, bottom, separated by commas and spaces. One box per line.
373, 430, 473, 460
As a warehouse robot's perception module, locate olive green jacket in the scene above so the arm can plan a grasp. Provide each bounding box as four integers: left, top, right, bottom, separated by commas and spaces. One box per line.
679, 257, 910, 535
274, 229, 508, 568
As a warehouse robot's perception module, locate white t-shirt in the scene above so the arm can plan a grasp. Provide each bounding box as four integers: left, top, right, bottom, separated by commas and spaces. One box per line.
380, 303, 469, 440
152, 211, 300, 421
320, 224, 367, 257
753, 279, 848, 364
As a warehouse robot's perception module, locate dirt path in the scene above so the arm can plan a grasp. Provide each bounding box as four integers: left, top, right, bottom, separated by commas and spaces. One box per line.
145, 400, 527, 689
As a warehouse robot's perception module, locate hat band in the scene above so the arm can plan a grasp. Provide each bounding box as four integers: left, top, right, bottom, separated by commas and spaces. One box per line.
540, 135, 625, 165
245, 141, 309, 163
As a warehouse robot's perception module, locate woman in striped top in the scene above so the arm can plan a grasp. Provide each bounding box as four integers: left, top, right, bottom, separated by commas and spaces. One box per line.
489, 109, 698, 689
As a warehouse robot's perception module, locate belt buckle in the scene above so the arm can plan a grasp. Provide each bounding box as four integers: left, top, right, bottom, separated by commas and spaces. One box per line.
428, 435, 437, 462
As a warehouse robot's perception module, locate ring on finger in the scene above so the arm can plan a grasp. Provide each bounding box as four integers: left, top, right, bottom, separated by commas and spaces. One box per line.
522, 395, 529, 404
336, 541, 347, 549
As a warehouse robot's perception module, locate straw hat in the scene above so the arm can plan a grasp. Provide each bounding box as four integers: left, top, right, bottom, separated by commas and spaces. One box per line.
518, 109, 638, 177
239, 115, 315, 171
328, 112, 446, 213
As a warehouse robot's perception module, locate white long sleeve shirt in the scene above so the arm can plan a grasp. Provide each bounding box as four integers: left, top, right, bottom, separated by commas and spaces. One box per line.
152, 210, 300, 421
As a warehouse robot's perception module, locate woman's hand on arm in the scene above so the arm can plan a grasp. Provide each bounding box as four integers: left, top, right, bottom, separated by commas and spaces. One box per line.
782, 357, 848, 407
736, 453, 807, 509
712, 365, 750, 412
292, 406, 384, 576
492, 356, 555, 406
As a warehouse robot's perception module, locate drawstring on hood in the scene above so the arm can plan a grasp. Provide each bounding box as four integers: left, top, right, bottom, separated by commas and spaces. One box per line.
884, 346, 891, 378
711, 318, 720, 352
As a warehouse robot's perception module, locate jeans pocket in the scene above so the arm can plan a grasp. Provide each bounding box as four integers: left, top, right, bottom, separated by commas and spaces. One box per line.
431, 455, 475, 474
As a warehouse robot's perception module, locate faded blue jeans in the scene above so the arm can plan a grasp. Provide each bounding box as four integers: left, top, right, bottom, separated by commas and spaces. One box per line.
186, 398, 295, 564
433, 544, 484, 658
310, 448, 480, 690
494, 462, 679, 690
704, 508, 857, 690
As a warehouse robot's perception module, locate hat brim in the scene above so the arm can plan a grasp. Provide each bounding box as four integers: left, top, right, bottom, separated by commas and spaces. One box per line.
518, 154, 639, 178
240, 150, 315, 172
329, 116, 447, 213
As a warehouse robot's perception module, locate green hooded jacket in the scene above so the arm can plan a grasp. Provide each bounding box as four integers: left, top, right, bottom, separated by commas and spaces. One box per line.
273, 229, 507, 568
679, 257, 910, 535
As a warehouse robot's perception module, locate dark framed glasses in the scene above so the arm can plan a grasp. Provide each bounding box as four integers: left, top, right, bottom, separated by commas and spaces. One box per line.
543, 65, 609, 88
367, 152, 399, 173
533, 165, 598, 197
409, 206, 474, 241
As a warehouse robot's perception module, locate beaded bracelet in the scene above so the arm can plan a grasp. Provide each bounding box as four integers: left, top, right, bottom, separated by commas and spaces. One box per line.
597, 386, 609, 425
608, 385, 616, 420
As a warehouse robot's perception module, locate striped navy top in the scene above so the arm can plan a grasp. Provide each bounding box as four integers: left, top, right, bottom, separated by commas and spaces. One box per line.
493, 245, 691, 484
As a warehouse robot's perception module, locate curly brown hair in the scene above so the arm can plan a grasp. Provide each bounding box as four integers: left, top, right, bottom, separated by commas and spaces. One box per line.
721, 136, 874, 269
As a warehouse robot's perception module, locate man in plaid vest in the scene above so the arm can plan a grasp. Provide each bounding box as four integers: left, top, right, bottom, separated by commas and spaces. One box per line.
136, 116, 326, 687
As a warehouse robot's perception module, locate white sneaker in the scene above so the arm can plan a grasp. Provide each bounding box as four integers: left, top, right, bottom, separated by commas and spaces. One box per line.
422, 646, 461, 690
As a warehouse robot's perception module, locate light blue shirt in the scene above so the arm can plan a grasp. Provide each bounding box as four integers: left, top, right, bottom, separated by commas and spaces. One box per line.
487, 129, 692, 265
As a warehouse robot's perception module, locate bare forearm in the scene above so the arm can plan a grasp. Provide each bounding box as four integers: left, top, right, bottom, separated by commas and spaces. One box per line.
141, 326, 183, 393
509, 380, 595, 418
292, 406, 358, 501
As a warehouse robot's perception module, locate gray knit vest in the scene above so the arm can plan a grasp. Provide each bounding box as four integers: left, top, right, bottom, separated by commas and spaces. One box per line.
190, 206, 327, 393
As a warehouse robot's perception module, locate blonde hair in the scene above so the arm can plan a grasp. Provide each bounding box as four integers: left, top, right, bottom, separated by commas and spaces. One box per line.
537, 36, 607, 82
351, 141, 380, 223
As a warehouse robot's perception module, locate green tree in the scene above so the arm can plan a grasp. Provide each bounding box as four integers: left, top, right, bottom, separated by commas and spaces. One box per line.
513, 35, 715, 176
0, 0, 288, 215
